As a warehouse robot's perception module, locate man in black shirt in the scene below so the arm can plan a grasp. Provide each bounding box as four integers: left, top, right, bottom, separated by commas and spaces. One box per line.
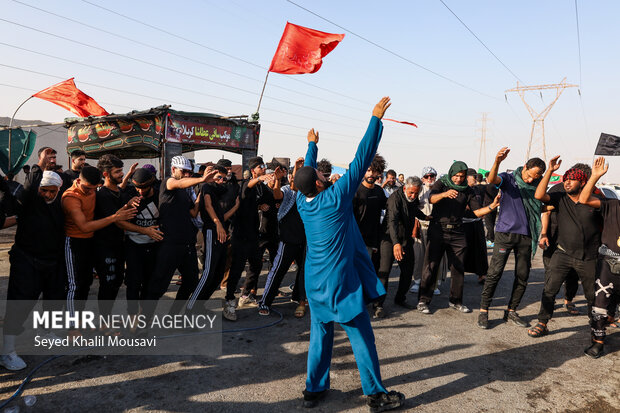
214, 158, 240, 291
378, 177, 429, 317
186, 166, 240, 311
94, 154, 134, 319
258, 157, 307, 316
64, 149, 86, 183
578, 157, 620, 358
143, 156, 216, 318
528, 158, 600, 338
0, 170, 64, 370
417, 161, 499, 314
117, 168, 163, 318
224, 156, 277, 320
353, 154, 387, 278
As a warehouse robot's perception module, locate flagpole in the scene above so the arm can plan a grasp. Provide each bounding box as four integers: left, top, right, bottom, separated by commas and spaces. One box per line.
255, 70, 270, 116
7, 96, 33, 174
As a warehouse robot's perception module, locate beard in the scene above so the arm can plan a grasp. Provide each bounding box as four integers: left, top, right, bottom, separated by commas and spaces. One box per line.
566, 186, 582, 195
364, 176, 376, 185
322, 180, 332, 190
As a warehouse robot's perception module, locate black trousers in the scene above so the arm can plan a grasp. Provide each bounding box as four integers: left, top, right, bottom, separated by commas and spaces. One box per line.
591, 256, 620, 341
484, 210, 497, 242
378, 239, 415, 306
259, 241, 306, 307
65, 236, 95, 318
537, 250, 596, 323
241, 236, 278, 296
480, 232, 532, 311
125, 238, 159, 315
94, 242, 125, 317
226, 238, 262, 301
186, 228, 228, 310
419, 224, 467, 305
543, 250, 580, 302
143, 241, 199, 318
4, 245, 64, 335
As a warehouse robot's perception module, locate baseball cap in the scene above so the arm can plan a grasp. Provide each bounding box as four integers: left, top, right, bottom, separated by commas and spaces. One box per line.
294, 166, 319, 197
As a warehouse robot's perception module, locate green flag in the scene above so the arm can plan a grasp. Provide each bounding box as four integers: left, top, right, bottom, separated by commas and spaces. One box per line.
0, 128, 37, 175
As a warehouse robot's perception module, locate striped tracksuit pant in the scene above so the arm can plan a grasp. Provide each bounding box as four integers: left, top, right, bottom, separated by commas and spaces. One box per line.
186, 228, 228, 311
258, 241, 306, 308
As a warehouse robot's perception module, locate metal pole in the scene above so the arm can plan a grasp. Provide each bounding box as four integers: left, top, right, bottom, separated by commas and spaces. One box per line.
7, 96, 33, 173
255, 71, 270, 115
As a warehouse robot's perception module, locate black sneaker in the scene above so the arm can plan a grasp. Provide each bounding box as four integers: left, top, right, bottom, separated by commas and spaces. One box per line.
394, 300, 416, 310
503, 310, 528, 327
584, 342, 604, 359
477, 312, 489, 329
367, 390, 405, 413
302, 389, 327, 408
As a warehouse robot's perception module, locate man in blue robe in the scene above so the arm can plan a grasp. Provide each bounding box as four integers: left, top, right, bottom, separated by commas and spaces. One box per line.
294, 97, 405, 412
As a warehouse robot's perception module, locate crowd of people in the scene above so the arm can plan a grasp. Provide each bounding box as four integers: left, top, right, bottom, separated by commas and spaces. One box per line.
1, 97, 619, 411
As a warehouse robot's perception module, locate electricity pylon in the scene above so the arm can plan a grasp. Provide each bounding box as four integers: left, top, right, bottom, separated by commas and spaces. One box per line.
505, 78, 577, 161
477, 113, 488, 170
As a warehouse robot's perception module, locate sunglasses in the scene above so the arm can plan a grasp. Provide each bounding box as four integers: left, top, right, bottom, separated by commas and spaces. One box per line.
423, 174, 436, 179
214, 176, 227, 181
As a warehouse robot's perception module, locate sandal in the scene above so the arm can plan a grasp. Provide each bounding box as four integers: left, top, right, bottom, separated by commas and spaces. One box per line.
565, 302, 580, 315
258, 305, 270, 316
295, 301, 307, 318
528, 322, 548, 338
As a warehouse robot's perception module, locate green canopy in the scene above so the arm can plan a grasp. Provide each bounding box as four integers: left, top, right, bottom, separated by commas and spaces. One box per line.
0, 128, 37, 175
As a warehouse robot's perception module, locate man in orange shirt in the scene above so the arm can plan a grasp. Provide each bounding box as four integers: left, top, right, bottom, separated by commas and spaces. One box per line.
62, 165, 135, 327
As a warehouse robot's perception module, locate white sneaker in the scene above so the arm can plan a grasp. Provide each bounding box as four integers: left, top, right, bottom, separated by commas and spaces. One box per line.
409, 283, 420, 293
238, 295, 258, 308
0, 351, 27, 371
433, 288, 441, 296
222, 299, 237, 321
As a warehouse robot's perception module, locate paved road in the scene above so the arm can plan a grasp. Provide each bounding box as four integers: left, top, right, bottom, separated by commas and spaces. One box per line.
0, 239, 619, 412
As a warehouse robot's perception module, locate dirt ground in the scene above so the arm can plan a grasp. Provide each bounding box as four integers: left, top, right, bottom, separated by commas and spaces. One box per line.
0, 228, 619, 412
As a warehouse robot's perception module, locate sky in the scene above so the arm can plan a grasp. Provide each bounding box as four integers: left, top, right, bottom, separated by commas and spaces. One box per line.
1, 0, 620, 180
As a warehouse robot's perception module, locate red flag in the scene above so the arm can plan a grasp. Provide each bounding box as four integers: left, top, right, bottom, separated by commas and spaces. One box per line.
269, 22, 344, 74
384, 118, 418, 128
32, 78, 109, 117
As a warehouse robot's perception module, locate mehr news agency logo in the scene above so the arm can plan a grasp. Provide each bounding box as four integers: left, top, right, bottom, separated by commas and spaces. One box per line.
32, 311, 217, 349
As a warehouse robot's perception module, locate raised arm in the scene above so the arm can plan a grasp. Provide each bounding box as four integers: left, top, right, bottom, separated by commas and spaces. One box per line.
487, 147, 510, 186
579, 156, 608, 208
166, 166, 217, 190
535, 155, 562, 203
334, 97, 391, 200
304, 129, 319, 168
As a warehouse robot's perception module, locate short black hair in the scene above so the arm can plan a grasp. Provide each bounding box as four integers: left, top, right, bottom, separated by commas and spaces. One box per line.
317, 158, 332, 175
198, 164, 207, 174
369, 154, 386, 174
525, 157, 546, 173
97, 154, 124, 174
571, 163, 592, 180
214, 165, 227, 175
37, 147, 56, 157
80, 165, 102, 185
386, 169, 397, 177
70, 149, 86, 159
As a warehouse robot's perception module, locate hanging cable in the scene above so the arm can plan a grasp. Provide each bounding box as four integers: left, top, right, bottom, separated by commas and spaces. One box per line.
285, 0, 499, 100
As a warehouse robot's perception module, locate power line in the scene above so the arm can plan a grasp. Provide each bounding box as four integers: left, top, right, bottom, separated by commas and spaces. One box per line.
74, 0, 473, 127
10, 0, 373, 115
437, 0, 525, 84
0, 18, 368, 123
574, 0, 583, 87
79, 0, 374, 107
285, 0, 499, 100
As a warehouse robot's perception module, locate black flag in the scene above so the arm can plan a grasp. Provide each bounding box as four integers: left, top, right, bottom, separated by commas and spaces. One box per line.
595, 133, 620, 156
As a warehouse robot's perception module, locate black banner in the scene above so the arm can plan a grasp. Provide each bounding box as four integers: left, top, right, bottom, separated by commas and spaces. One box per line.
595, 133, 620, 156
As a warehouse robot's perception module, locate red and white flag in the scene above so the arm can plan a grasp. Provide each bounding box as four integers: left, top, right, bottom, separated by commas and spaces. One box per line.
33, 78, 109, 117
269, 22, 344, 75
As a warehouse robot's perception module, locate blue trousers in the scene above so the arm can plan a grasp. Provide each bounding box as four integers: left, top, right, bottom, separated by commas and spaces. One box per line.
306, 310, 387, 395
